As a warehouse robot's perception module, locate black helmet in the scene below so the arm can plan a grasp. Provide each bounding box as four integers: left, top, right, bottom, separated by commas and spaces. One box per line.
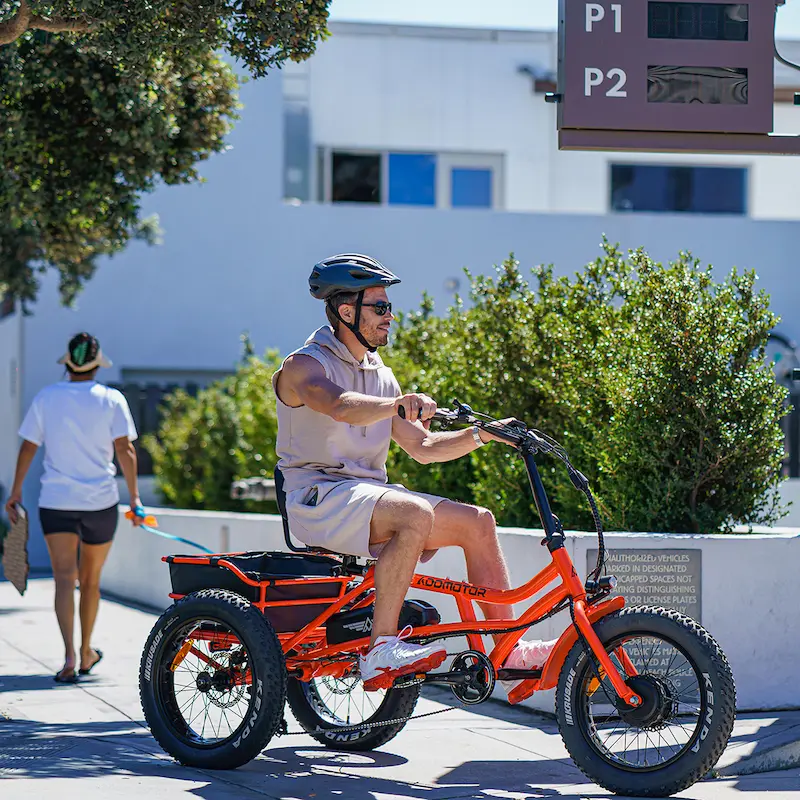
308, 253, 400, 300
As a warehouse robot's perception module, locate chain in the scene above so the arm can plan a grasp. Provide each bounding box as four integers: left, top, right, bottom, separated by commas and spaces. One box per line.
277, 701, 457, 737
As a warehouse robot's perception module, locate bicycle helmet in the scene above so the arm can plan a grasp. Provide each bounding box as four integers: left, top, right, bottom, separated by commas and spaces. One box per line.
309, 254, 400, 351
308, 253, 400, 300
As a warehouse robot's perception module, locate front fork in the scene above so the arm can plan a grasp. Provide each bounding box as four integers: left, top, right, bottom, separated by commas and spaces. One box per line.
552, 547, 642, 709
572, 599, 641, 708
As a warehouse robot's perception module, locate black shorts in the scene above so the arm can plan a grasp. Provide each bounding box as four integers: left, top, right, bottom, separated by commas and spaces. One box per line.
39, 505, 119, 545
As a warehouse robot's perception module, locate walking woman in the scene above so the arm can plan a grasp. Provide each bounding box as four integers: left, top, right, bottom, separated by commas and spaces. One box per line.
4, 332, 145, 683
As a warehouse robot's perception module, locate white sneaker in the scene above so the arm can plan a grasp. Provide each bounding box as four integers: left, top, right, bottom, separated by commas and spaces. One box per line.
500, 638, 558, 692
359, 625, 447, 692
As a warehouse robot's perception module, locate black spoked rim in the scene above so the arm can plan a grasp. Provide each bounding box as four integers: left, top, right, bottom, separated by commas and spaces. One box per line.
577, 632, 705, 772
302, 673, 389, 728
156, 617, 256, 748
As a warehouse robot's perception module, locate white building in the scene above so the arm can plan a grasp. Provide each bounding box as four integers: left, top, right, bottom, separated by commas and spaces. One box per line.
3, 21, 800, 568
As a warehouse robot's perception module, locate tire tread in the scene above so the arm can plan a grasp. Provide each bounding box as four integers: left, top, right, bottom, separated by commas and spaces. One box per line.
557, 605, 736, 797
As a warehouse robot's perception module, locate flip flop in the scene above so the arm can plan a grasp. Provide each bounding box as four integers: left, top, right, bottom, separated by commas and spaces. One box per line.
79, 648, 103, 676
54, 667, 78, 684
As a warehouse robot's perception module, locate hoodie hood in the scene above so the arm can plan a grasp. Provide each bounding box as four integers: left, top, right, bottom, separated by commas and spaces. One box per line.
304, 326, 385, 371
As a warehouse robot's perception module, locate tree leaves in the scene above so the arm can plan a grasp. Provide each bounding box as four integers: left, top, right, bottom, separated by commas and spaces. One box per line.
385, 244, 788, 534
0, 1, 330, 304
1, 1, 331, 76
0, 35, 238, 305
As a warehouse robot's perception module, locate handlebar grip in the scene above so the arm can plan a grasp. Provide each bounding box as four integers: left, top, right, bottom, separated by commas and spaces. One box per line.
397, 405, 422, 420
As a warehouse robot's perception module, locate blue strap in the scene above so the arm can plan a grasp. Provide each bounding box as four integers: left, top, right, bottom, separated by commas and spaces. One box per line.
140, 523, 215, 555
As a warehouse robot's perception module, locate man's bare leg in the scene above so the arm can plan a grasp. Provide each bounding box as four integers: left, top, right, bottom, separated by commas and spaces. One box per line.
422, 501, 514, 634
368, 492, 434, 646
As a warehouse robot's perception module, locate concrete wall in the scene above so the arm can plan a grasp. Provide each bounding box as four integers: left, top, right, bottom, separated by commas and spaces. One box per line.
102, 507, 800, 713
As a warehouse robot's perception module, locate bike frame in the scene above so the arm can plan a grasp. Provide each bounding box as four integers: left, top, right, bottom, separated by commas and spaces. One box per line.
168, 448, 641, 707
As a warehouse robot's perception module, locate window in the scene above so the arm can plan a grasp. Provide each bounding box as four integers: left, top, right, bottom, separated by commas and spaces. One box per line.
388, 153, 436, 206
320, 149, 503, 209
331, 152, 381, 203
610, 164, 747, 214
451, 168, 493, 208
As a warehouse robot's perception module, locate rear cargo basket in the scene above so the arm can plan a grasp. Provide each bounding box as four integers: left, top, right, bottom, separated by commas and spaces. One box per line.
168, 552, 344, 633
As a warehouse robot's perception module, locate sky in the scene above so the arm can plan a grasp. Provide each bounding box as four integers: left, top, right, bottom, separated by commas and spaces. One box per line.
329, 0, 800, 39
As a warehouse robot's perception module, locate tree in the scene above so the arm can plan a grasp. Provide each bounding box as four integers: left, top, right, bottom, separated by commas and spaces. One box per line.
0, 1, 330, 75
0, 1, 331, 305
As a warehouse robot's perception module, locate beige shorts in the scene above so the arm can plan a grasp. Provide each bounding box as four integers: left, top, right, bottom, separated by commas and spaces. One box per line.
285, 480, 448, 562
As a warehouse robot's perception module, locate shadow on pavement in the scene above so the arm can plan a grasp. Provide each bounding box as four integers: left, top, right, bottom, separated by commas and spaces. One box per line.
0, 716, 581, 799
0, 673, 67, 691
0, 716, 795, 799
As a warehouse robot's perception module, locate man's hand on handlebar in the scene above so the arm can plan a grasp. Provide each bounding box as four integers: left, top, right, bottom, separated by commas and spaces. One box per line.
395, 393, 437, 423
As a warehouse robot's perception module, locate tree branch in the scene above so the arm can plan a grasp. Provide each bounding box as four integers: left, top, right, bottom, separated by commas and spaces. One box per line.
30, 12, 94, 35
0, 0, 32, 46
0, 0, 94, 45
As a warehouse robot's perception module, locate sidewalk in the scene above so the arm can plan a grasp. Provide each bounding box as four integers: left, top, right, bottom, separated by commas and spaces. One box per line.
1, 577, 799, 799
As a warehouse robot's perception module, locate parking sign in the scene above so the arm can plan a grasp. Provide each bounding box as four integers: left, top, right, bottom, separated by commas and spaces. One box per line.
555, 0, 800, 153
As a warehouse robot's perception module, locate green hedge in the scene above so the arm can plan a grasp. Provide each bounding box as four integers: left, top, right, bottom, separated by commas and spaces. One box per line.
386, 244, 788, 533
144, 350, 282, 513
146, 243, 788, 533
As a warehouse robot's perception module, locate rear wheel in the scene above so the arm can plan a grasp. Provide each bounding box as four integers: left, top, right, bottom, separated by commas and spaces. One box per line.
286, 672, 420, 750
140, 589, 286, 769
556, 606, 735, 797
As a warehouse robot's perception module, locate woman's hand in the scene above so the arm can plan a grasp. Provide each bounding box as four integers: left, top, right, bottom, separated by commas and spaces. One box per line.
4, 491, 22, 524
129, 500, 146, 527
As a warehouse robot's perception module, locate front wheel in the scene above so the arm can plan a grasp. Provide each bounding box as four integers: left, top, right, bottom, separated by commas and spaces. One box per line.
556, 606, 735, 797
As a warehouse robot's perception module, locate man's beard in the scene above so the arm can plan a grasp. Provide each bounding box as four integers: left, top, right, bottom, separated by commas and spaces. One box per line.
365, 326, 389, 349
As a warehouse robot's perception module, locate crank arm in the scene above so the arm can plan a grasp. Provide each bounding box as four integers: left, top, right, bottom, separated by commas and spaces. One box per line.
496, 668, 543, 682
419, 670, 475, 686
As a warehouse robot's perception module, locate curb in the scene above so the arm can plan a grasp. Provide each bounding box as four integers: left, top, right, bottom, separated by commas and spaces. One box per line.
718, 738, 800, 776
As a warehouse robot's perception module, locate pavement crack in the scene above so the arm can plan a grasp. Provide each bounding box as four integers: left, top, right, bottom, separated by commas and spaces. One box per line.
469, 726, 574, 766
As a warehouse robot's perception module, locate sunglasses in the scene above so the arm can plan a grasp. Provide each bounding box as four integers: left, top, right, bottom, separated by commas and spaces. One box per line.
360, 301, 393, 317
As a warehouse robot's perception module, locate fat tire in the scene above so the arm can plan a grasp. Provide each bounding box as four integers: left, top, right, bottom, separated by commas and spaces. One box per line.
556, 606, 735, 797
139, 589, 286, 770
286, 676, 420, 750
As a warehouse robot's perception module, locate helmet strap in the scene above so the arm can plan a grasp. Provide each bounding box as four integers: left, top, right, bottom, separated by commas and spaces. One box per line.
328, 291, 377, 352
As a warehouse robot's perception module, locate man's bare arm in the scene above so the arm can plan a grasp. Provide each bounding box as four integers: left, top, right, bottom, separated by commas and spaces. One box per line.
278, 355, 404, 426
391, 417, 487, 464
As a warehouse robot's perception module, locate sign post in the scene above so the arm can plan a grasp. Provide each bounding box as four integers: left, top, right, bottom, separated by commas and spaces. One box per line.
554, 0, 800, 153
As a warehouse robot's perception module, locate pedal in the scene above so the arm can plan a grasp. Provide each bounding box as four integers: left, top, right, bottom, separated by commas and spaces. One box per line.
507, 679, 538, 705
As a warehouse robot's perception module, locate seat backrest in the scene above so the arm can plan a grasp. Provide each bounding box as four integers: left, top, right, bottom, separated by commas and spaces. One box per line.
273, 466, 307, 553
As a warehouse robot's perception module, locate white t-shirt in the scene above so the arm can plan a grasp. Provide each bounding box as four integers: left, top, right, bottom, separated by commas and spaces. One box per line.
19, 380, 138, 511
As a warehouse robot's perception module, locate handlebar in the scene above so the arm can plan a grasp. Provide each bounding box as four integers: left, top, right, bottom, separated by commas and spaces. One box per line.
399, 402, 552, 451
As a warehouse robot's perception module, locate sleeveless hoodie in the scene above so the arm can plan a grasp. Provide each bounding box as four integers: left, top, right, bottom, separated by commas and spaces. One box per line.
273, 326, 401, 494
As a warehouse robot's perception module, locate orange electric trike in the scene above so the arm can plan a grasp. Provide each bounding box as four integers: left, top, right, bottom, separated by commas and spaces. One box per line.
139, 403, 735, 797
